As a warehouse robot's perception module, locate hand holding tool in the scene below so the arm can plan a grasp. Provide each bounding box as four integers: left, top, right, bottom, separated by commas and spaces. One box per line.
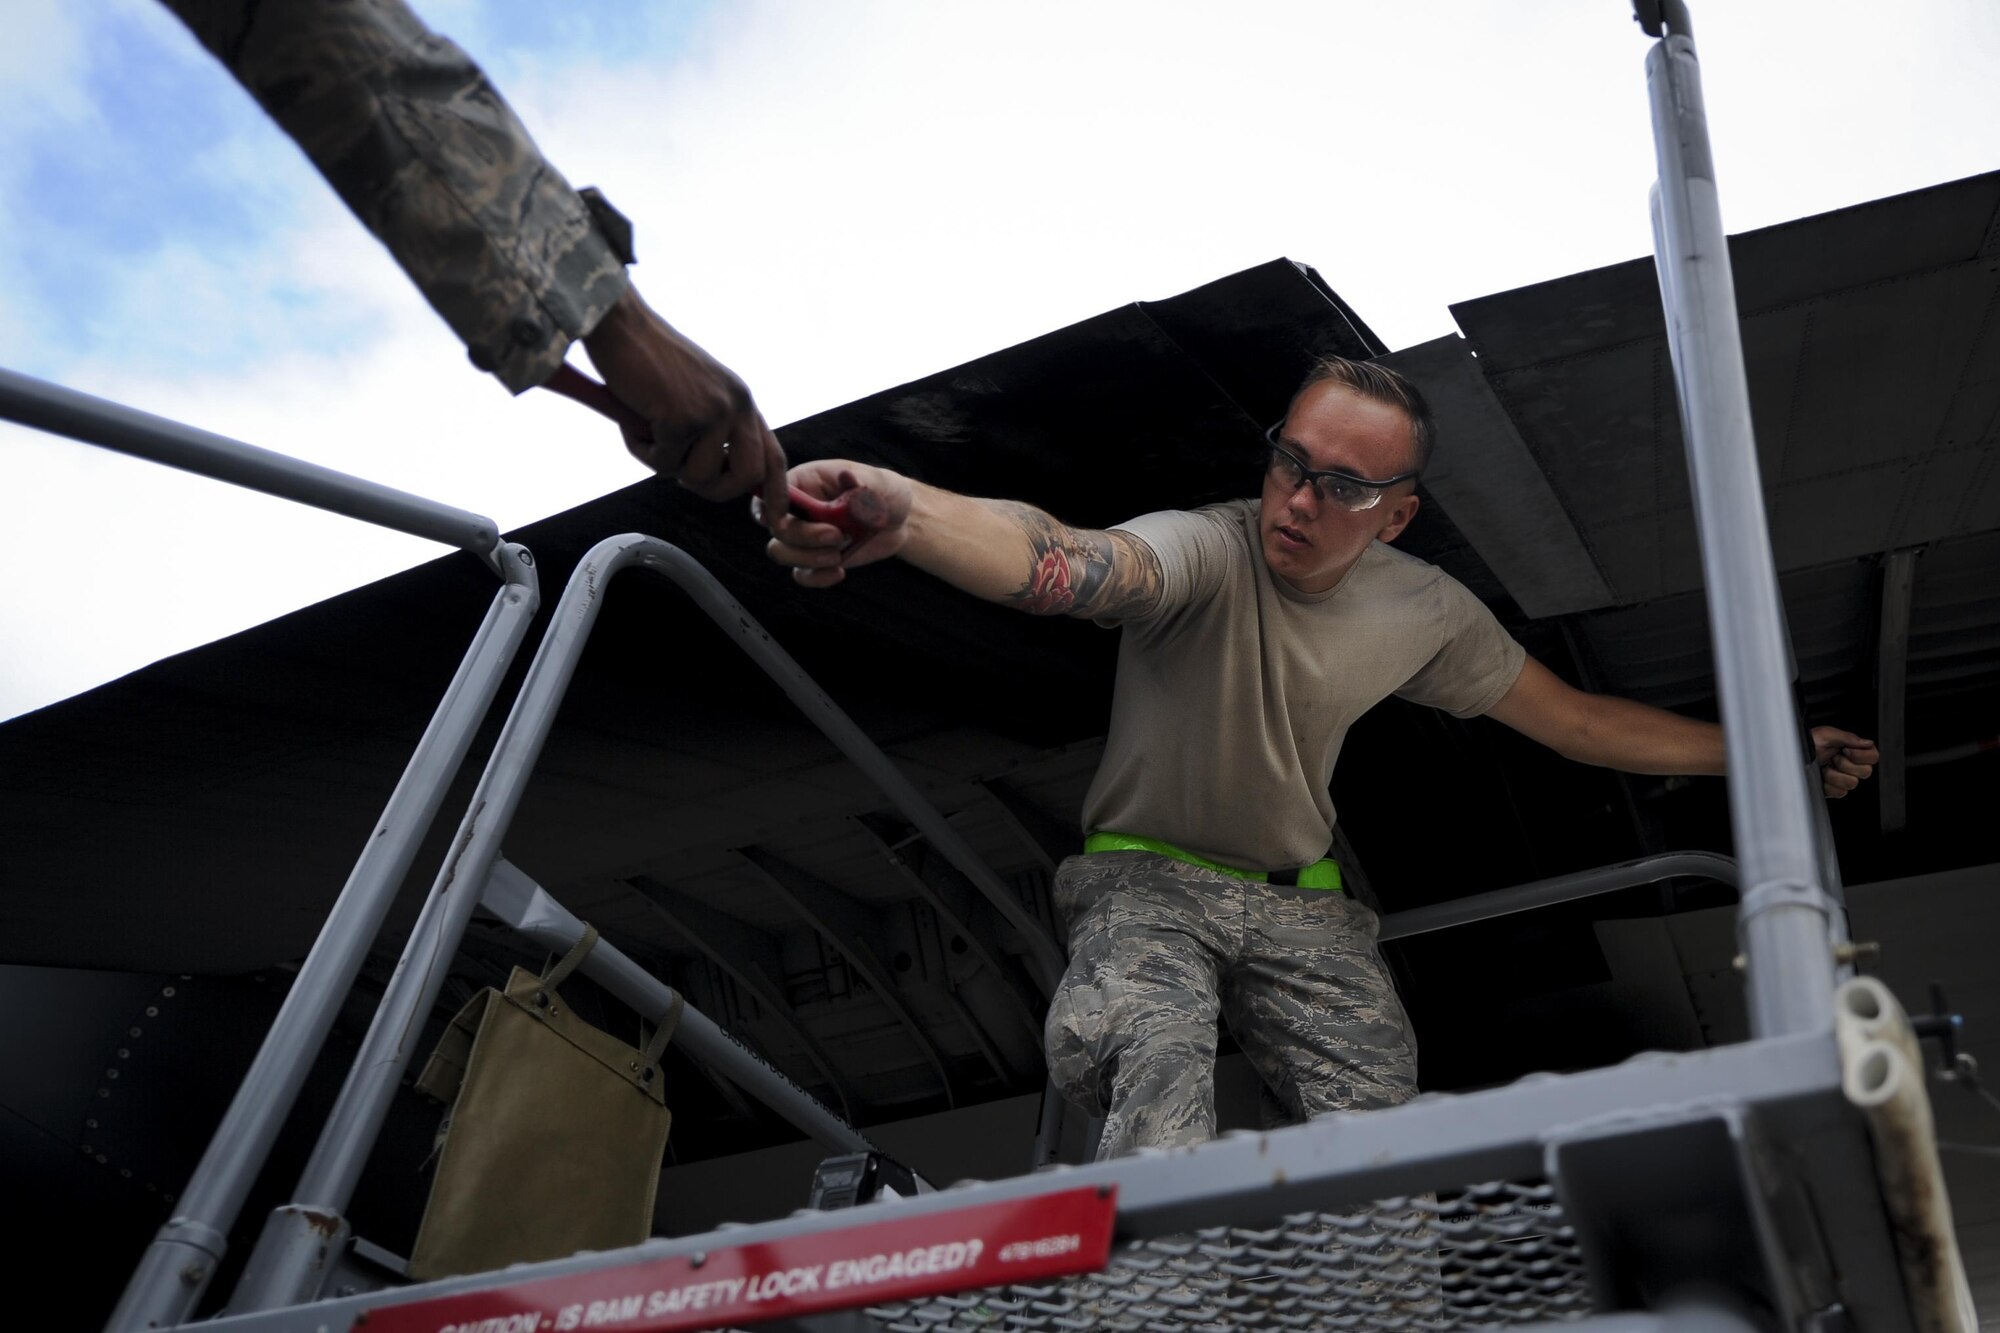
542, 364, 888, 549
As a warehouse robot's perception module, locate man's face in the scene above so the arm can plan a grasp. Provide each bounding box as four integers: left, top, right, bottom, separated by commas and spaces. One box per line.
1258, 382, 1423, 594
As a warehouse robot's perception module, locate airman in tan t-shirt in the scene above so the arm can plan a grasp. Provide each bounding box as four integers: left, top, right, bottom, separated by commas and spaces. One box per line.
763, 355, 1876, 1159
1086, 498, 1524, 874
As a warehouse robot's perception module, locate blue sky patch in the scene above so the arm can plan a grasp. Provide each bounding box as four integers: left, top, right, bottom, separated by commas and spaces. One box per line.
427, 0, 724, 84
10, 8, 353, 376
8, 0, 722, 380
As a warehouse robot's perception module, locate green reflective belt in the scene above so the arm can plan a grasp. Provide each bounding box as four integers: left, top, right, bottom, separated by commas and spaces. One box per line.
1083, 831, 1344, 893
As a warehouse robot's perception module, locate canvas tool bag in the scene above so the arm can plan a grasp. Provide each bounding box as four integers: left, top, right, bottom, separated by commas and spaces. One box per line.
408, 925, 681, 1280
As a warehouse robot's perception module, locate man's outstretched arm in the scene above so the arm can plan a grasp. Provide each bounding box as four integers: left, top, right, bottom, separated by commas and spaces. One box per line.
761, 460, 1165, 620
1486, 657, 1880, 799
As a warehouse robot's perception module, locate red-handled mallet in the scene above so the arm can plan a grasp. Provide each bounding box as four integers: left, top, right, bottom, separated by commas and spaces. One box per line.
787, 484, 889, 549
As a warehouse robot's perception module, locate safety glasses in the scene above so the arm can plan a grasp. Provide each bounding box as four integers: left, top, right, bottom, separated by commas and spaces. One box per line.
1263, 425, 1420, 513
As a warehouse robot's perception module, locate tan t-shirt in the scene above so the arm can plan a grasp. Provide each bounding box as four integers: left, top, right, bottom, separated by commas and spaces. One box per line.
1079, 499, 1527, 873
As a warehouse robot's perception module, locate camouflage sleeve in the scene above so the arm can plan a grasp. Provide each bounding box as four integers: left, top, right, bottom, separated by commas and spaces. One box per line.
159, 0, 631, 394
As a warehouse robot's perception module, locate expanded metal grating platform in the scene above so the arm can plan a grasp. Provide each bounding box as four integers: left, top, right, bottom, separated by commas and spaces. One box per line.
867, 1181, 1589, 1332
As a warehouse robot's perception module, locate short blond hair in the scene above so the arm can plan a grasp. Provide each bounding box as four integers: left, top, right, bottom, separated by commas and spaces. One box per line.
1289, 356, 1434, 475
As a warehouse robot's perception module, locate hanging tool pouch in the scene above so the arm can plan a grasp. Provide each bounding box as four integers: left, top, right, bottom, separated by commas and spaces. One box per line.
407, 925, 681, 1280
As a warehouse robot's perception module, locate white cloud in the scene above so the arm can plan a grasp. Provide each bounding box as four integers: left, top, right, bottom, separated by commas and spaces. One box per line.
0, 0, 94, 133
3, 0, 1997, 719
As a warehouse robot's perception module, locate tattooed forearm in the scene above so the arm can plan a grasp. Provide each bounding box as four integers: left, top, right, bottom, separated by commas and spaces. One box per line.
992, 502, 1164, 618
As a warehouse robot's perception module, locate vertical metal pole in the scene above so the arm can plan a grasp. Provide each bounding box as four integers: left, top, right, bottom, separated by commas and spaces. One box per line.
1804, 756, 1857, 990
105, 544, 540, 1332
1643, 12, 1837, 1037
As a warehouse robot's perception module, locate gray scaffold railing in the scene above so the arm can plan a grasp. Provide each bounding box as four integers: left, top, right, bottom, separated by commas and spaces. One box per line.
222, 529, 1091, 1314
0, 366, 544, 1333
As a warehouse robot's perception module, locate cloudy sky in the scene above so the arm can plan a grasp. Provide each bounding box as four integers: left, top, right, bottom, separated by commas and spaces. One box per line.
2, 0, 1995, 721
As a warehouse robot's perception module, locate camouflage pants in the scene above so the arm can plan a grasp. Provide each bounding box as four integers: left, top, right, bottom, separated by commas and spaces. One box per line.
1045, 851, 1417, 1160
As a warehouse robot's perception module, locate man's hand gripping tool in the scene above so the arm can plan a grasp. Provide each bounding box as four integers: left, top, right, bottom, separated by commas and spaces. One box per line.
540, 364, 887, 548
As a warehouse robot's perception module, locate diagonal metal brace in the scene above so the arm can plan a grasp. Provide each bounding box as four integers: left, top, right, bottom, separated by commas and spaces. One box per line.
481, 859, 874, 1148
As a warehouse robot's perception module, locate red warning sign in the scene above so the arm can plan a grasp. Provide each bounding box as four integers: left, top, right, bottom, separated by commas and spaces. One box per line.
360, 1185, 1116, 1333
